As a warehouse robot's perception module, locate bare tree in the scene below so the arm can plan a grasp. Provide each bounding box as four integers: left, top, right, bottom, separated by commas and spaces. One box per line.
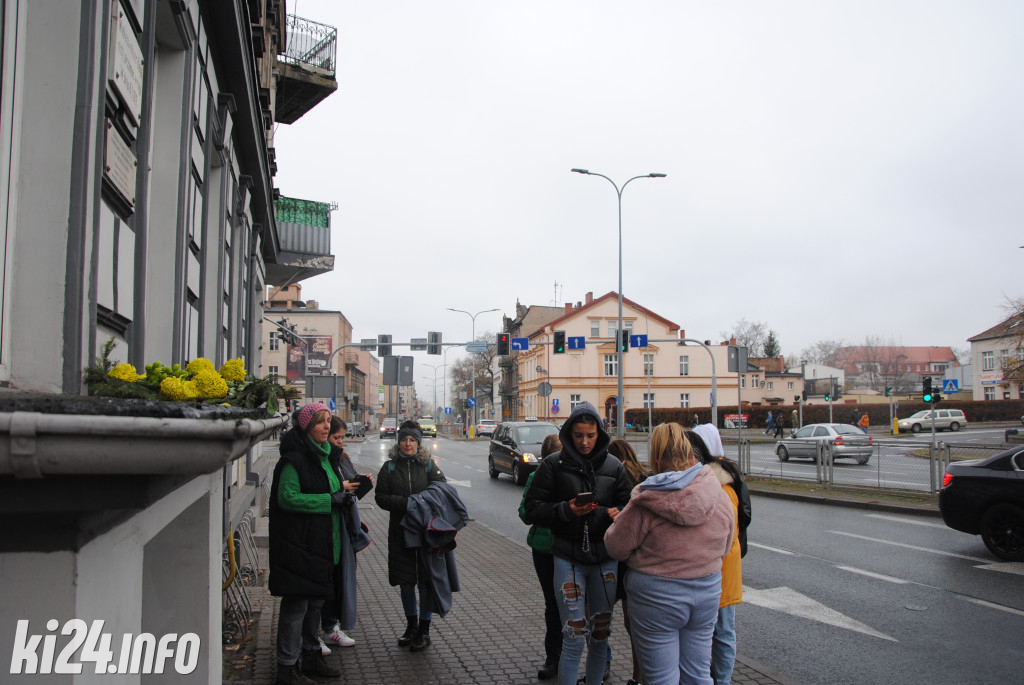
720, 318, 769, 356
843, 335, 915, 393
799, 339, 844, 367
446, 332, 497, 412
949, 346, 970, 365
996, 297, 1024, 386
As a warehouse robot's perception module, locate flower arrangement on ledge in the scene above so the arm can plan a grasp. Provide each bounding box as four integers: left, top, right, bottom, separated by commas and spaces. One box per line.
85, 338, 299, 412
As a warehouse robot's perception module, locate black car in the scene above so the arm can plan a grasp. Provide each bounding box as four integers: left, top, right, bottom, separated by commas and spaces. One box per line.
939, 445, 1024, 561
488, 421, 560, 485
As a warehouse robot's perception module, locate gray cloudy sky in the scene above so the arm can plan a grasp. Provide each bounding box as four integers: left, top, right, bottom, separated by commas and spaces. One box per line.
275, 1, 1023, 399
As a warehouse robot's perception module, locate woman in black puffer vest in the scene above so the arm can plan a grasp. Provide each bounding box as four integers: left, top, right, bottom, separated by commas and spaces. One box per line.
524, 402, 632, 685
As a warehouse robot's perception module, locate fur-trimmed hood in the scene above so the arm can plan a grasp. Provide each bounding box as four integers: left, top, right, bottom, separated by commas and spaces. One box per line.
387, 441, 432, 466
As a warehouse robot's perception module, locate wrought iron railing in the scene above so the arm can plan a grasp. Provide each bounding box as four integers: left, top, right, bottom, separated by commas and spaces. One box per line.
280, 15, 337, 74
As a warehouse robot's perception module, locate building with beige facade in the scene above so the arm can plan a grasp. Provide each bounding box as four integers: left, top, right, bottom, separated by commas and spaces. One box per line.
969, 312, 1024, 401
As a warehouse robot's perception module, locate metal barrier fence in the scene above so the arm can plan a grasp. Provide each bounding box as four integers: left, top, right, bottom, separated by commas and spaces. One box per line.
221, 510, 264, 643
734, 437, 1009, 494
281, 14, 338, 73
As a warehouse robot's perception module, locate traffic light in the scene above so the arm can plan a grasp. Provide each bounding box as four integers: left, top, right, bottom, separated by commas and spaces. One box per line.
794, 395, 800, 403
932, 392, 942, 406
553, 330, 566, 354
620, 330, 630, 353
378, 334, 392, 357
824, 391, 831, 402
351, 395, 359, 411
427, 331, 442, 355
801, 390, 807, 401
884, 386, 892, 397
922, 377, 933, 403
497, 332, 510, 356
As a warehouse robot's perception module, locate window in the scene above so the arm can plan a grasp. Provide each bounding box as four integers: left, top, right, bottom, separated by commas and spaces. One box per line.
590, 320, 600, 338
985, 387, 995, 400
624, 321, 634, 332
268, 365, 279, 376
644, 353, 654, 376
983, 351, 995, 370
679, 356, 689, 376
751, 375, 760, 388
1001, 349, 1012, 368
604, 354, 617, 377
608, 322, 617, 337
787, 381, 793, 390
269, 331, 279, 351
643, 393, 655, 409
740, 376, 745, 389
680, 393, 690, 408
767, 381, 774, 390
570, 394, 582, 409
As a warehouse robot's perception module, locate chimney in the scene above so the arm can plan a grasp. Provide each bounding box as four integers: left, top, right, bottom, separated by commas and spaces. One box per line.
306, 300, 319, 310
680, 329, 685, 340
585, 291, 593, 304
565, 303, 573, 314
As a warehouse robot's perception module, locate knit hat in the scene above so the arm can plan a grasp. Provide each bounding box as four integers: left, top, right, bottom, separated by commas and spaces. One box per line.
397, 425, 422, 445
297, 402, 330, 431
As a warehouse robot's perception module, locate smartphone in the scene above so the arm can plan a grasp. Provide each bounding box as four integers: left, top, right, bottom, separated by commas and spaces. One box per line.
575, 492, 594, 505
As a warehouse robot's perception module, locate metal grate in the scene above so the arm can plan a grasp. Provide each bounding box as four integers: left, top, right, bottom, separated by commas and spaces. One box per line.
280, 15, 338, 74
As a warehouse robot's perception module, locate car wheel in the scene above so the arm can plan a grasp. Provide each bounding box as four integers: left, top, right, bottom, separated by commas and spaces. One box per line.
911, 424, 922, 434
776, 445, 789, 462
980, 503, 1024, 561
856, 455, 870, 465
949, 422, 961, 432
513, 462, 525, 486
488, 457, 499, 479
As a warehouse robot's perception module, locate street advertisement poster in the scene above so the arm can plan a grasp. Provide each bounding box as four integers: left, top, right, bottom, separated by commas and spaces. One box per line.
286, 334, 333, 383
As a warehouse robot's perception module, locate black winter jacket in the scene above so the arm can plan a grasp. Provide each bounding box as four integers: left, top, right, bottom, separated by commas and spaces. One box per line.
375, 442, 446, 586
268, 428, 340, 598
523, 402, 631, 565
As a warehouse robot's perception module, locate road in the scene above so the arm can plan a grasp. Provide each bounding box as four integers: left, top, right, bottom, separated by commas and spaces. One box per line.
348, 433, 1024, 684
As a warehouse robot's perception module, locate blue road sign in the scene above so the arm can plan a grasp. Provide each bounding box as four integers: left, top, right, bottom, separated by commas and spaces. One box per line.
329, 397, 336, 411
942, 379, 960, 393
445, 407, 452, 414
568, 336, 586, 350
511, 337, 529, 351
552, 398, 559, 405
467, 397, 477, 407
630, 334, 648, 348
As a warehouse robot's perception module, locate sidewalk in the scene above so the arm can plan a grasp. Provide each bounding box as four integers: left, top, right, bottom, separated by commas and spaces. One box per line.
244, 501, 793, 685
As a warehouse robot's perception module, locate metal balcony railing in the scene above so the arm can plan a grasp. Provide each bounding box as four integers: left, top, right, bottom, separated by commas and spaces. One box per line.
280, 15, 337, 75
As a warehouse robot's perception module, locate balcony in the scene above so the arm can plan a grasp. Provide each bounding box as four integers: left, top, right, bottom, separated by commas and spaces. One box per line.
276, 15, 339, 124
266, 196, 336, 285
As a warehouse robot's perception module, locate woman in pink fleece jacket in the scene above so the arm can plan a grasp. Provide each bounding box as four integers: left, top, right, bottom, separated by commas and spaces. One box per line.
604, 422, 735, 685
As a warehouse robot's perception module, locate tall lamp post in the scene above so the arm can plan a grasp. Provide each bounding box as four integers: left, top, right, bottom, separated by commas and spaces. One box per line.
447, 307, 499, 433
423, 363, 447, 418
571, 168, 666, 438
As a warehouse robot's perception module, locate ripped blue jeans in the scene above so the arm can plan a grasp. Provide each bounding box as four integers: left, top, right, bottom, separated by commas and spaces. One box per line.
552, 555, 617, 685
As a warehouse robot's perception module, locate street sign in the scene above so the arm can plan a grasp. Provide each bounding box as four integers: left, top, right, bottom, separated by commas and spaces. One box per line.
445, 407, 452, 414
942, 379, 960, 393
467, 397, 477, 407
537, 381, 552, 397
552, 404, 560, 413
465, 341, 488, 353
552, 398, 559, 405
410, 338, 427, 351
359, 338, 377, 351
511, 337, 529, 351
630, 334, 648, 348
329, 397, 336, 411
568, 336, 586, 350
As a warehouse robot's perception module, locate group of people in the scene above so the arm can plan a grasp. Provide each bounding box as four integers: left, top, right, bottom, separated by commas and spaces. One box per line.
762, 410, 785, 437
269, 408, 464, 684
522, 402, 750, 685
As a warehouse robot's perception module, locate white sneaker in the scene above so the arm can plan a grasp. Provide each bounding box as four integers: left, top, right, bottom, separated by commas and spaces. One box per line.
318, 637, 331, 656
324, 626, 355, 648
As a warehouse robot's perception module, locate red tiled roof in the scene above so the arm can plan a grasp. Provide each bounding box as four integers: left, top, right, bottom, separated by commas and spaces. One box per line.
834, 346, 959, 374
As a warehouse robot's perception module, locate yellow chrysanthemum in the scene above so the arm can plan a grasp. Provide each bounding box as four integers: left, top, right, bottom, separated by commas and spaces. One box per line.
185, 358, 216, 375
219, 358, 247, 383
108, 363, 141, 383
193, 369, 228, 398
160, 376, 198, 401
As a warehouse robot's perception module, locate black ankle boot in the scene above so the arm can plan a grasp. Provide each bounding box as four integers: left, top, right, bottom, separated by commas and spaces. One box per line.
300, 649, 340, 679
409, 620, 431, 652
398, 615, 418, 647
276, 661, 315, 685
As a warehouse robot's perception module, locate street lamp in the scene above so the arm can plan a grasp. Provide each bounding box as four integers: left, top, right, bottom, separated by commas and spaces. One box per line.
423, 363, 447, 420
447, 307, 500, 432
421, 377, 438, 418
571, 168, 666, 438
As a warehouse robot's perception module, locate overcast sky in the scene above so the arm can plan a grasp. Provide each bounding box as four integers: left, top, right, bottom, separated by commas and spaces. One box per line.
274, 1, 1024, 401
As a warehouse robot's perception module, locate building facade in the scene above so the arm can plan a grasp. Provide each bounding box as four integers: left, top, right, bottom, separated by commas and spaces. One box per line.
968, 313, 1024, 401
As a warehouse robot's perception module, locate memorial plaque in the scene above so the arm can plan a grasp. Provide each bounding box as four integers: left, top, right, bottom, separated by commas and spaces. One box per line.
109, 1, 144, 125
104, 122, 136, 207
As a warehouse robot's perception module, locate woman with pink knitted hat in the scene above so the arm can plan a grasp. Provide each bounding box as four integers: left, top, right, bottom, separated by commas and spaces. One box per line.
268, 402, 347, 685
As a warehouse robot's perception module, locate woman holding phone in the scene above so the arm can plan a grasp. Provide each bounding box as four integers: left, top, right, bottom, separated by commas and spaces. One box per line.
524, 402, 632, 685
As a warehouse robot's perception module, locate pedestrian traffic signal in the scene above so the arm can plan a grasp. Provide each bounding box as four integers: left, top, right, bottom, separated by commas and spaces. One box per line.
496, 332, 510, 356
620, 330, 630, 353
932, 392, 942, 406
428, 331, 442, 355
794, 395, 800, 403
824, 392, 830, 402
922, 377, 933, 403
378, 334, 393, 357
801, 390, 807, 401
553, 330, 566, 354
885, 386, 892, 397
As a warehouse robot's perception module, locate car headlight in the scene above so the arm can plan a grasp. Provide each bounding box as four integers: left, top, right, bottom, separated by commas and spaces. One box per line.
522, 453, 537, 463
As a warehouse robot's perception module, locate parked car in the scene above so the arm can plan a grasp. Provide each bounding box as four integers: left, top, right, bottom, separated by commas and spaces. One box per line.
939, 445, 1024, 561
775, 423, 873, 464
897, 409, 967, 433
476, 419, 497, 437
348, 421, 365, 438
379, 417, 397, 438
488, 421, 560, 485
419, 417, 437, 438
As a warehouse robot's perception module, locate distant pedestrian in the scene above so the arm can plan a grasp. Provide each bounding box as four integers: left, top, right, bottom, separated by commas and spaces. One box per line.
773, 412, 784, 438
763, 411, 774, 435
849, 408, 860, 426
692, 413, 699, 428
791, 408, 798, 435
859, 412, 870, 434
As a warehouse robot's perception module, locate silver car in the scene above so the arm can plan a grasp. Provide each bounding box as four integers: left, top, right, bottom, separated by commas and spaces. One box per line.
776, 423, 873, 464
897, 409, 967, 433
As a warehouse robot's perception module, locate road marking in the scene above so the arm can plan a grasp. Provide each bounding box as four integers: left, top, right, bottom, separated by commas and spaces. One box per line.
865, 513, 948, 529
828, 531, 990, 562
975, 561, 1024, 576
959, 596, 1024, 616
743, 585, 897, 642
835, 565, 908, 584
748, 542, 795, 555
444, 478, 472, 488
